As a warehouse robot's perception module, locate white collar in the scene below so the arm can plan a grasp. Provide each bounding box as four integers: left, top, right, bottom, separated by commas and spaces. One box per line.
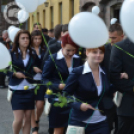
56, 49, 79, 60
18, 48, 29, 53
82, 61, 105, 75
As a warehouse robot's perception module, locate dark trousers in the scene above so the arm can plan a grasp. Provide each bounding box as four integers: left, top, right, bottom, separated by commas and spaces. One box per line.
0, 73, 5, 86
106, 106, 118, 134
117, 116, 134, 134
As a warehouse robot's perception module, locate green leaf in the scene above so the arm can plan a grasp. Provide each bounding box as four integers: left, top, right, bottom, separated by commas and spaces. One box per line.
56, 92, 61, 97
0, 69, 7, 74
46, 81, 52, 86
53, 102, 60, 107
8, 61, 12, 66
59, 103, 65, 108
0, 69, 5, 72
34, 85, 40, 95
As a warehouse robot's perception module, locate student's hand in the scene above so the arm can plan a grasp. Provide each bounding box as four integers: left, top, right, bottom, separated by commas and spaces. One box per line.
59, 84, 66, 90
80, 103, 96, 112
33, 67, 42, 73
14, 72, 26, 79
120, 72, 128, 79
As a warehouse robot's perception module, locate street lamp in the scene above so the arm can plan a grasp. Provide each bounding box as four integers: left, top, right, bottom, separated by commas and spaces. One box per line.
44, 2, 49, 7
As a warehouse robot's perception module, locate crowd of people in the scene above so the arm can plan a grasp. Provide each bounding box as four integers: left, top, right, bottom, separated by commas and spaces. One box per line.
1, 6, 134, 134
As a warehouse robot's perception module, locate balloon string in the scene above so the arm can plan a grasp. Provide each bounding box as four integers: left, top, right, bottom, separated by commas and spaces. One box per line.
114, 44, 134, 58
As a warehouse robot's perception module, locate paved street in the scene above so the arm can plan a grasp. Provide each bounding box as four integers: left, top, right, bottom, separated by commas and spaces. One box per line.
0, 88, 49, 134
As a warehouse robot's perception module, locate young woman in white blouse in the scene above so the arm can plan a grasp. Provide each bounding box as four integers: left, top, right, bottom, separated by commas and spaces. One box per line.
64, 46, 114, 134
9, 30, 41, 134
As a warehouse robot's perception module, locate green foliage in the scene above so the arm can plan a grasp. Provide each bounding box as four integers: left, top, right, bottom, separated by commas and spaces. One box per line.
46, 81, 52, 86
34, 85, 40, 95
8, 61, 12, 66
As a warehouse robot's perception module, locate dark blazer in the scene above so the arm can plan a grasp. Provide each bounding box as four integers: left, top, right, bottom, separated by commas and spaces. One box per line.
101, 43, 112, 79
63, 63, 113, 122
110, 38, 134, 116
41, 40, 61, 69
101, 43, 115, 109
8, 50, 39, 86
32, 47, 46, 69
42, 51, 83, 97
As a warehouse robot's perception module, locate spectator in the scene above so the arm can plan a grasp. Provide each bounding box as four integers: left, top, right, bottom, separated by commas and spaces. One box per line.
42, 24, 67, 69
42, 28, 48, 35
48, 29, 54, 38
33, 23, 50, 43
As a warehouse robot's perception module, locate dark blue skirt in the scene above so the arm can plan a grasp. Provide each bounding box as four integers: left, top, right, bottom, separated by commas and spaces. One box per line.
35, 85, 46, 101
69, 118, 110, 134
49, 104, 70, 128
11, 89, 35, 110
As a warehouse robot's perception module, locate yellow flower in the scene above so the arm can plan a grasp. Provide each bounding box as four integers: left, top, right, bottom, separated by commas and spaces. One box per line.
79, 51, 82, 55
24, 86, 29, 90
46, 89, 53, 95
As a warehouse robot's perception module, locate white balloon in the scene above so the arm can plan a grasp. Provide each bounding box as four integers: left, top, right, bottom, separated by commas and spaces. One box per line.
69, 12, 108, 48
120, 0, 134, 43
8, 27, 21, 42
111, 18, 118, 25
38, 0, 47, 5
92, 6, 100, 15
18, 9, 29, 23
8, 26, 16, 34
0, 43, 11, 69
15, 0, 38, 13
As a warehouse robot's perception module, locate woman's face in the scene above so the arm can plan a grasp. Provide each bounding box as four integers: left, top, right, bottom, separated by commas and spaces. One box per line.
19, 33, 30, 48
33, 36, 42, 47
86, 48, 104, 64
62, 44, 77, 58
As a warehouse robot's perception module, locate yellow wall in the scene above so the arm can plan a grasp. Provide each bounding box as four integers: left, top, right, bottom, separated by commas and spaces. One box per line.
29, 0, 80, 32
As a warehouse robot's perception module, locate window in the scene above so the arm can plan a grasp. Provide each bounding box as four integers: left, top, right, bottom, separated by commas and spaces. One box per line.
70, 0, 74, 18
32, 15, 34, 24
37, 12, 40, 23
59, 2, 62, 24
43, 10, 45, 27
110, 3, 121, 23
1, 0, 8, 5
50, 6, 54, 28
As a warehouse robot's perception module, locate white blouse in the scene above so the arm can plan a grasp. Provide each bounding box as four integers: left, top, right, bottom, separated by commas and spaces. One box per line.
9, 52, 35, 90
83, 69, 106, 124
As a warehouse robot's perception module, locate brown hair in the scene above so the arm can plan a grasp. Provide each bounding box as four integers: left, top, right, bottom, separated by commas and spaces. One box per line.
31, 30, 45, 52
12, 30, 35, 58
54, 24, 63, 40
109, 23, 123, 35
62, 24, 68, 33
87, 46, 105, 53
33, 22, 41, 28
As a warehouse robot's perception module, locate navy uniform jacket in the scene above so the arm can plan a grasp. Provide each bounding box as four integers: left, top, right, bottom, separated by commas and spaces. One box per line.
63, 61, 114, 122
110, 38, 134, 116
32, 47, 46, 70
42, 50, 83, 97
8, 50, 39, 86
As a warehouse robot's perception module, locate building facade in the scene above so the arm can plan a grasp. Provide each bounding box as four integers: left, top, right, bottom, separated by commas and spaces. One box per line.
80, 0, 124, 27
29, 0, 124, 32
29, 0, 79, 32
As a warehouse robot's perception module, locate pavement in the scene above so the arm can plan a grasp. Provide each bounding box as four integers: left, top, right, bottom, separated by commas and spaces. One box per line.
0, 88, 49, 134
